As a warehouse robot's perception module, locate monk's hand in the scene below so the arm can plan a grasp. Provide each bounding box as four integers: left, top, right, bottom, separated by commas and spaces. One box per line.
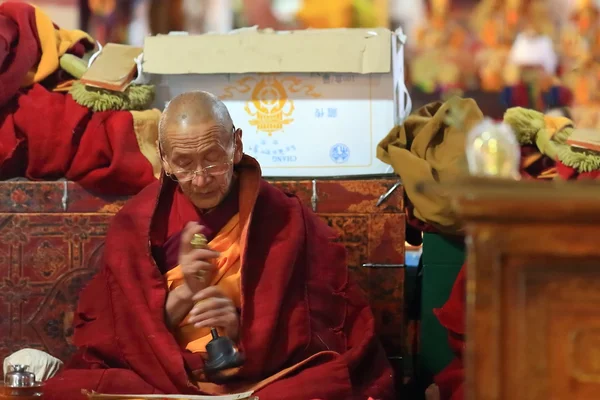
188, 286, 240, 341
178, 222, 220, 298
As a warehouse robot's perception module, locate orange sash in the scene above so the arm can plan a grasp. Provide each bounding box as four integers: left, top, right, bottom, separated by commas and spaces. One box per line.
164, 214, 241, 353
24, 6, 92, 87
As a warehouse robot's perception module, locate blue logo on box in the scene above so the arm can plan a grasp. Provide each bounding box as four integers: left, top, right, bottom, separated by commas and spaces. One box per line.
330, 143, 350, 164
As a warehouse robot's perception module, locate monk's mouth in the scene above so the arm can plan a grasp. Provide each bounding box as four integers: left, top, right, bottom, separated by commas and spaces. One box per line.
195, 190, 216, 196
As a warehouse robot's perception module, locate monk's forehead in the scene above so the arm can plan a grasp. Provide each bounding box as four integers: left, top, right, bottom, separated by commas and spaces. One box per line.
165, 93, 228, 119
163, 118, 231, 150
160, 92, 234, 149
164, 104, 216, 125
163, 101, 231, 129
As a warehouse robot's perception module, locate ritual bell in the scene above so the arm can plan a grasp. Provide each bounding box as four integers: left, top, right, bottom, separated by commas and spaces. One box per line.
190, 233, 245, 379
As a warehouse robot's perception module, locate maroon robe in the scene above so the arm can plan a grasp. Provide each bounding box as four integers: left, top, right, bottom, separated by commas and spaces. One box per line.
151, 180, 240, 274
0, 2, 156, 196
43, 156, 395, 400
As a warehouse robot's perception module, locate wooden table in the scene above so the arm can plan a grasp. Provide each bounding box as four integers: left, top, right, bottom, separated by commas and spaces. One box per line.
448, 178, 600, 400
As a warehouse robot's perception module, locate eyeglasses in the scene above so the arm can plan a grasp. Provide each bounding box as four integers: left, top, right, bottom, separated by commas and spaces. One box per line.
170, 158, 234, 182
167, 143, 235, 182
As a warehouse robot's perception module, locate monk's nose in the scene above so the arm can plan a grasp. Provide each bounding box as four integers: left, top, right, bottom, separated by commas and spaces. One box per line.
190, 171, 211, 187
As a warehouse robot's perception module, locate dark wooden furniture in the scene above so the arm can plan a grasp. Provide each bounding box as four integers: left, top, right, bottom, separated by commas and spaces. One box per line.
0, 178, 405, 379
449, 178, 600, 400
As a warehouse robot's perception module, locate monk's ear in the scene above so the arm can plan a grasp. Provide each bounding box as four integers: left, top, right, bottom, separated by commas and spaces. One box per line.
157, 139, 172, 174
161, 157, 172, 175
233, 128, 244, 164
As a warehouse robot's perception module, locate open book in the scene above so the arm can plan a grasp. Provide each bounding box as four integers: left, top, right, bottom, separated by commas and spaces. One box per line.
566, 128, 600, 153
84, 390, 256, 400
80, 43, 143, 92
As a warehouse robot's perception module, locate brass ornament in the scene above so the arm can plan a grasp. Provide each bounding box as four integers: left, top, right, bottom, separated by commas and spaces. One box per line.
190, 233, 208, 281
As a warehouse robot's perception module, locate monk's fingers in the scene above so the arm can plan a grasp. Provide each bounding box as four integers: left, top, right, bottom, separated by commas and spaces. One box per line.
189, 248, 221, 261
179, 222, 205, 255
189, 307, 236, 327
190, 296, 232, 316
191, 271, 207, 283
189, 259, 216, 270
182, 260, 215, 275
192, 311, 238, 329
192, 286, 229, 303
189, 310, 225, 326
181, 222, 203, 243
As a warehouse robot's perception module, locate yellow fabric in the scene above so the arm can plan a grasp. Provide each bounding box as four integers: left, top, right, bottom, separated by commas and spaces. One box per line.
543, 115, 574, 140
536, 115, 573, 160
22, 7, 93, 87
130, 109, 162, 179
164, 214, 241, 353
297, 0, 386, 28
376, 97, 484, 234
296, 0, 353, 28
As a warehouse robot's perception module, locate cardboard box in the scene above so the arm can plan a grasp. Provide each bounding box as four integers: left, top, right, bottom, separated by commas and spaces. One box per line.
143, 28, 409, 177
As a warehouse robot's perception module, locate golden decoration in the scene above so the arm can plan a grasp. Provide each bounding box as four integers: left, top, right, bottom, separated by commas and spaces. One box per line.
190, 233, 208, 249
98, 202, 126, 214
190, 233, 208, 282
220, 75, 321, 136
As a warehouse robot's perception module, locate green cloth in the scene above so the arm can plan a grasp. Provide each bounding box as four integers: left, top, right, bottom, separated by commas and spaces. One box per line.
419, 233, 465, 377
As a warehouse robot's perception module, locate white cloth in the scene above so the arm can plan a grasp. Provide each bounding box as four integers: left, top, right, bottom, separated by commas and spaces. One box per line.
508, 33, 559, 75
389, 0, 426, 47
183, 0, 233, 34
3, 349, 63, 382
272, 0, 302, 23
128, 0, 151, 47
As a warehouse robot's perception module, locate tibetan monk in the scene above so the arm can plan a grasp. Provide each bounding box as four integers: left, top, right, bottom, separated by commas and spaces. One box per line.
42, 91, 395, 400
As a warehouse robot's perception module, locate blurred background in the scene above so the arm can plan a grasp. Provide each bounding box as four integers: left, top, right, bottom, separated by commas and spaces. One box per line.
10, 0, 600, 117
7, 1, 594, 45
5, 0, 391, 44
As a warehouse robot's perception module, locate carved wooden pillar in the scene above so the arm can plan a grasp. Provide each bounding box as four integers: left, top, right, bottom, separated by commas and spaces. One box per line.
450, 178, 600, 400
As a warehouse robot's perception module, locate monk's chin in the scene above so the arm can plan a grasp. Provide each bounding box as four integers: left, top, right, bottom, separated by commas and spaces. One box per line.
190, 194, 223, 210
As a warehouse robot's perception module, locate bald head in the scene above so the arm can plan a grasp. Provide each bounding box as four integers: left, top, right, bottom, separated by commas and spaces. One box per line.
158, 91, 234, 150
158, 91, 243, 210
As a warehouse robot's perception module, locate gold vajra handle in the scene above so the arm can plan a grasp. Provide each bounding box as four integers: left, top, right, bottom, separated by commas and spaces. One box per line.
190, 233, 209, 282
190, 233, 208, 249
